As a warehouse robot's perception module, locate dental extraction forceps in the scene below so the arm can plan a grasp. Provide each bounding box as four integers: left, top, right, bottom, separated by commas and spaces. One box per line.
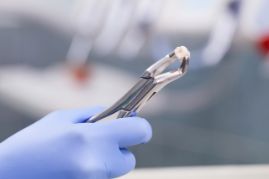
87, 46, 190, 123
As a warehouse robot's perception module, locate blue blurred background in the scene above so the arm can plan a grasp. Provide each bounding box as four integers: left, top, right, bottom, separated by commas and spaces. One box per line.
0, 0, 269, 168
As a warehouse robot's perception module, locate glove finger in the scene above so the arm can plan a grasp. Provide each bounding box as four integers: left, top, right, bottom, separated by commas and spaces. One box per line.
99, 117, 152, 147
107, 148, 136, 178
47, 106, 105, 124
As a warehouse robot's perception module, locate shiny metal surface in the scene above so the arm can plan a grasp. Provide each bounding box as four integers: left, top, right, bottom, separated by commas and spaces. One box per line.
88, 46, 190, 122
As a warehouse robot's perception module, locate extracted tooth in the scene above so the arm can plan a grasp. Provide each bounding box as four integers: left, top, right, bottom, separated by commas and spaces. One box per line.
174, 46, 190, 60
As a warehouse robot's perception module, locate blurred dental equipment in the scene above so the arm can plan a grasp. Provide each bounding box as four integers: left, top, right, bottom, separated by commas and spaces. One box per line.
253, 0, 269, 78
117, 0, 164, 59
94, 0, 138, 56
66, 0, 109, 83
184, 0, 242, 70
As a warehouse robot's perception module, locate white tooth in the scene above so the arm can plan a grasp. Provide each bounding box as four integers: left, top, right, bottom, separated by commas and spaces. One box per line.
174, 46, 190, 60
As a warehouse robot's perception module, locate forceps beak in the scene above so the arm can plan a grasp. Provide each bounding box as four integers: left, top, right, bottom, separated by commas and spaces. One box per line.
143, 46, 190, 87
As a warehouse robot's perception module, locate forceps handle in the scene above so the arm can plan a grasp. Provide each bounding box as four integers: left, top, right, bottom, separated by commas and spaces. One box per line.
87, 77, 155, 123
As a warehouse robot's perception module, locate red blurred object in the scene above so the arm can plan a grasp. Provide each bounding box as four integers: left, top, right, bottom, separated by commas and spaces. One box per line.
257, 33, 269, 56
70, 64, 92, 85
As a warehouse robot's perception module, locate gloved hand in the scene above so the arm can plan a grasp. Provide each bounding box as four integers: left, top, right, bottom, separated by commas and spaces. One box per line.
0, 107, 152, 179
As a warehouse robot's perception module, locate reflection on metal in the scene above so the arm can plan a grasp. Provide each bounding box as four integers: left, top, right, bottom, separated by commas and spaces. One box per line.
88, 46, 190, 122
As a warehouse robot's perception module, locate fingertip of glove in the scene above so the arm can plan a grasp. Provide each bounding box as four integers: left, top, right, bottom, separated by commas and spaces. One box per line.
131, 117, 152, 143
120, 148, 136, 169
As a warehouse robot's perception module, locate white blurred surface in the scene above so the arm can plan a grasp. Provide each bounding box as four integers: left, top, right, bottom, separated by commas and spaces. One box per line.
121, 165, 269, 179
0, 64, 164, 117
0, 64, 135, 116
0, 0, 228, 34
1, 0, 265, 42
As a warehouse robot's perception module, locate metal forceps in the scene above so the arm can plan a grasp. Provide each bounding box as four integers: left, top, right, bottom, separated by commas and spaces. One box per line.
87, 46, 190, 123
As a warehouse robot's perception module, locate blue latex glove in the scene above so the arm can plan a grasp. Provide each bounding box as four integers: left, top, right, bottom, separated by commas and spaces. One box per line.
0, 107, 152, 179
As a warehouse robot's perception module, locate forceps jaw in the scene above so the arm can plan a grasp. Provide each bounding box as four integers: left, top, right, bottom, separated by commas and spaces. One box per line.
146, 46, 190, 89
144, 46, 190, 78
129, 46, 190, 113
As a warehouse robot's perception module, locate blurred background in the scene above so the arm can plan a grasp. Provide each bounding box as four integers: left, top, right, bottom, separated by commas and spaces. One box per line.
0, 0, 269, 168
